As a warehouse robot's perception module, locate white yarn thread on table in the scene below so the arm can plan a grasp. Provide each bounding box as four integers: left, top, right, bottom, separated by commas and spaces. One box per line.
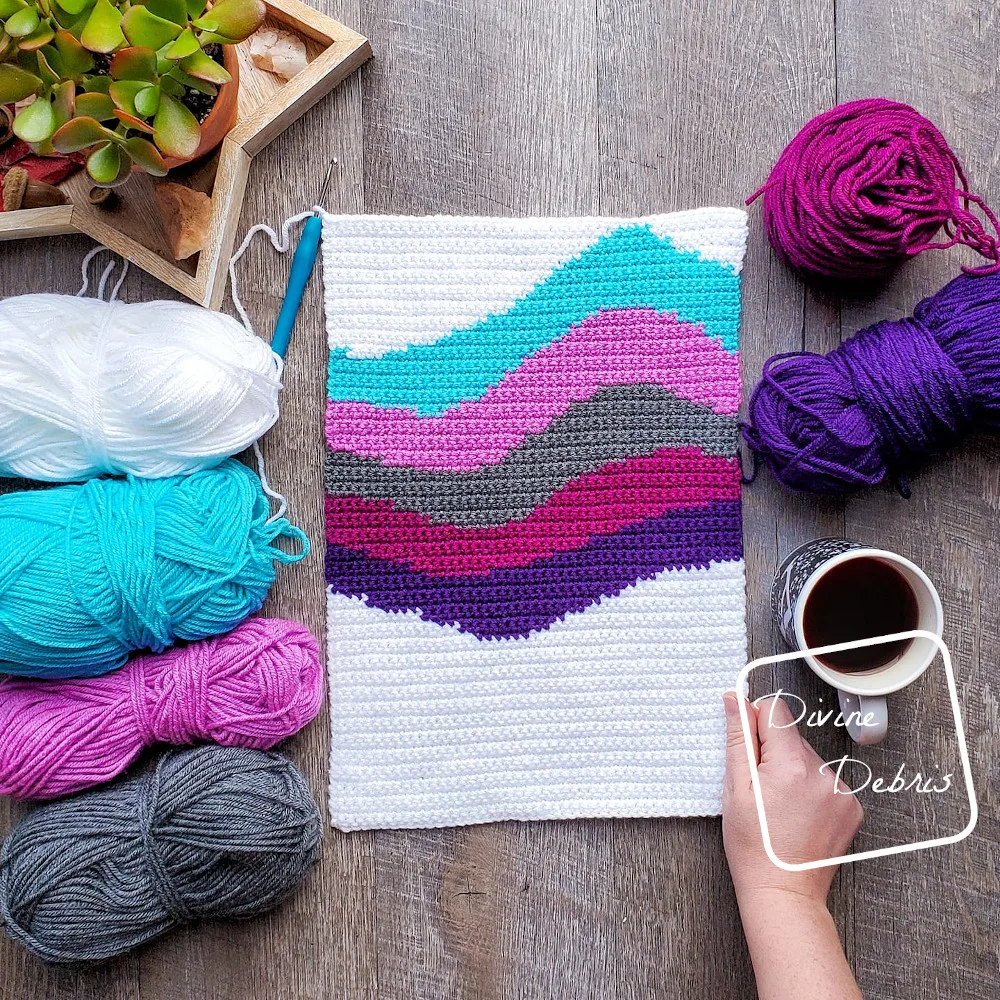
0, 248, 284, 482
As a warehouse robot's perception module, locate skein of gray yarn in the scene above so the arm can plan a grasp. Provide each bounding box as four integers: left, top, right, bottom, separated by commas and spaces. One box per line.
0, 745, 321, 964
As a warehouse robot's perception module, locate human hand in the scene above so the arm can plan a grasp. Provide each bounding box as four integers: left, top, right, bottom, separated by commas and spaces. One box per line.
722, 692, 864, 907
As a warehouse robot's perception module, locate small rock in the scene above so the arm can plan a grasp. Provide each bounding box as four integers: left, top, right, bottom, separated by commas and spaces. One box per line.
154, 182, 212, 260
249, 27, 309, 81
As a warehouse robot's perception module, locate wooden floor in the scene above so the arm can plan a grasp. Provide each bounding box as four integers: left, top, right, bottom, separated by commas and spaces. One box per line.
2, 0, 999, 996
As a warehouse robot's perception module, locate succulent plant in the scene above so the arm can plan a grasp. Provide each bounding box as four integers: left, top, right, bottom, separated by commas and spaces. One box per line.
0, 0, 266, 185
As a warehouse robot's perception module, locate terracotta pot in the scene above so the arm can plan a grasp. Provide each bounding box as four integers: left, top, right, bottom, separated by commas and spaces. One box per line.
163, 44, 240, 169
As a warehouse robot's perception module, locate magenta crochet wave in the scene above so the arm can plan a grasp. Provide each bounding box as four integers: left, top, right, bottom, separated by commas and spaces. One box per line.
749, 98, 1000, 280
0, 618, 323, 801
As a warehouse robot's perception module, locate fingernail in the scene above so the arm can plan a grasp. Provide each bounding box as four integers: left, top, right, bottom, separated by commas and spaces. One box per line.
723, 691, 738, 719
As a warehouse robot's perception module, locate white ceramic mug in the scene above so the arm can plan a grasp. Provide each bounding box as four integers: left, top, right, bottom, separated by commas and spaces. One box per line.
770, 539, 944, 745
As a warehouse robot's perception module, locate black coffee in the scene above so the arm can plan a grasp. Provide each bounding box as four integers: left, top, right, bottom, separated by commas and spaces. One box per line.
802, 557, 919, 672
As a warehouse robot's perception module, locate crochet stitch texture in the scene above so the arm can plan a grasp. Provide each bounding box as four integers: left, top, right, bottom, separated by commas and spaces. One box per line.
322, 209, 748, 830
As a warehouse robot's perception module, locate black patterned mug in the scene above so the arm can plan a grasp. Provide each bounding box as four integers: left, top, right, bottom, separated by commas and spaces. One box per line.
770, 538, 944, 745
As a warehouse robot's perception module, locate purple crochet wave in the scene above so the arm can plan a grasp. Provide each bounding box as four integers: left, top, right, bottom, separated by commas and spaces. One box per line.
326, 500, 742, 639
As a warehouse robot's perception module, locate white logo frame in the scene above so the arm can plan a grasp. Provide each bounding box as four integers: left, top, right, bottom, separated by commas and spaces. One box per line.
738, 630, 978, 870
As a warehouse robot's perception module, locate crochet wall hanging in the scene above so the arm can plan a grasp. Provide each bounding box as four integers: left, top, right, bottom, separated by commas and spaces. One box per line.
322, 209, 748, 830
0, 0, 369, 308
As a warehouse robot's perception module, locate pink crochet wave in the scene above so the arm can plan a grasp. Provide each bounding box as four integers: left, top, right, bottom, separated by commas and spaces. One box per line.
325, 308, 742, 471
0, 618, 323, 800
326, 447, 740, 575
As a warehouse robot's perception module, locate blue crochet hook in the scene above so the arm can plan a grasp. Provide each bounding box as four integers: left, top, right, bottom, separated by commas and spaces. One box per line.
271, 160, 335, 358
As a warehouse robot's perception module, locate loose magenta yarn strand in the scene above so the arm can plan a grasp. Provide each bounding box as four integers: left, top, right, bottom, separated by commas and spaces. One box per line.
743, 271, 1000, 495
0, 460, 308, 678
749, 98, 1000, 280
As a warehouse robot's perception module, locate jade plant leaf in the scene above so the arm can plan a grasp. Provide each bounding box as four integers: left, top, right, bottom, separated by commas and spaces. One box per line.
17, 21, 55, 50
5, 6, 39, 37
124, 134, 166, 174
33, 44, 61, 83
121, 4, 181, 49
55, 0, 95, 14
133, 82, 159, 116
87, 139, 126, 183
54, 28, 93, 75
50, 76, 73, 123
13, 95, 56, 142
144, 0, 187, 26
110, 44, 157, 81
178, 47, 229, 84
167, 64, 214, 95
51, 112, 114, 149
184, 0, 205, 18
108, 77, 147, 114
0, 61, 40, 101
114, 108, 154, 132
158, 71, 182, 96
162, 24, 197, 59
0, 0, 27, 19
80, 0, 124, 52
75, 89, 115, 118
152, 90, 198, 158
191, 0, 263, 41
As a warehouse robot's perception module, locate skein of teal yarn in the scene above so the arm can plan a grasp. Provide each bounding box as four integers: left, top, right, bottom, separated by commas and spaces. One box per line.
0, 460, 308, 679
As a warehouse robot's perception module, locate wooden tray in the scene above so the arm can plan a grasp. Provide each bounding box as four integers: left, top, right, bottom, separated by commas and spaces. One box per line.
0, 0, 370, 307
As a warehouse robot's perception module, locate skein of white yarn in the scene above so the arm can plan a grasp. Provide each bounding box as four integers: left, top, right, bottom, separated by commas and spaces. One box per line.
0, 294, 283, 481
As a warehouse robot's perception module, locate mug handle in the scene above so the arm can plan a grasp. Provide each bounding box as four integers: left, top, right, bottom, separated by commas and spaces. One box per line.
837, 690, 887, 745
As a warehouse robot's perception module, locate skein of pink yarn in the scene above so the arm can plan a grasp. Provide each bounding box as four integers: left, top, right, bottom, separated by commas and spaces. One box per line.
749, 98, 1000, 280
0, 618, 323, 800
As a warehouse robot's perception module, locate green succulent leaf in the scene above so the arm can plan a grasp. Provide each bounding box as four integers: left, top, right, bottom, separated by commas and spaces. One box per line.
75, 88, 115, 118
82, 71, 110, 91
177, 46, 228, 84
110, 44, 157, 81
114, 107, 154, 131
162, 24, 197, 58
17, 21, 55, 50
167, 64, 214, 95
121, 4, 181, 49
80, 0, 124, 53
152, 90, 198, 158
50, 76, 73, 124
33, 44, 61, 83
53, 28, 93, 75
184, 0, 206, 17
144, 0, 187, 26
124, 134, 166, 174
158, 70, 183, 96
0, 61, 40, 101
108, 77, 146, 114
51, 111, 114, 149
55, 0, 95, 14
133, 81, 159, 115
13, 94, 56, 142
191, 0, 263, 41
5, 6, 39, 37
87, 139, 126, 183
36, 0, 50, 15
0, 0, 27, 20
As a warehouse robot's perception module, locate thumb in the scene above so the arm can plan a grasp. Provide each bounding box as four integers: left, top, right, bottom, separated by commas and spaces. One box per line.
756, 693, 807, 760
723, 691, 758, 785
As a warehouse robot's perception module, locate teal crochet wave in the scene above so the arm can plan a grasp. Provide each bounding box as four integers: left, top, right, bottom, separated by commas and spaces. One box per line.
0, 460, 309, 679
327, 224, 741, 415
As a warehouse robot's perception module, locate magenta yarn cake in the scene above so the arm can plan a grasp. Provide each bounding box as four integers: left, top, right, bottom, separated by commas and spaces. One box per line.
322, 209, 747, 830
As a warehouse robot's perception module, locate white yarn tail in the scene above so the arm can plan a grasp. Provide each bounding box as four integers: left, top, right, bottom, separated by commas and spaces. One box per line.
229, 209, 316, 337
78, 246, 129, 302
229, 209, 321, 523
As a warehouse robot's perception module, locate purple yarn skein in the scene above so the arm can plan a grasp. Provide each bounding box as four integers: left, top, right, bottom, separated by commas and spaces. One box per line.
743, 272, 1000, 495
